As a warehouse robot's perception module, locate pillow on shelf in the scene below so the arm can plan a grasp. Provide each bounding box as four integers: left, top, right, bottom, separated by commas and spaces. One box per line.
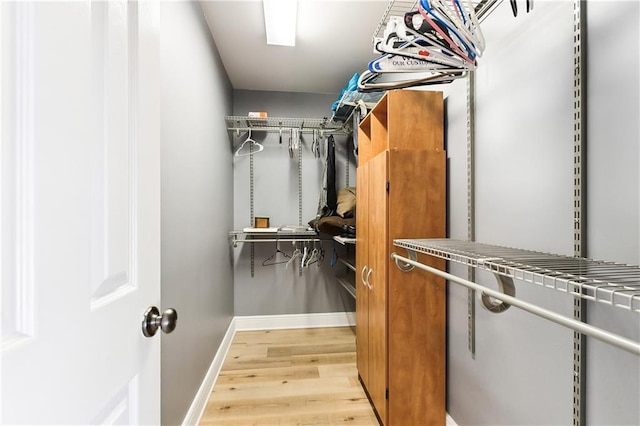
336, 187, 356, 218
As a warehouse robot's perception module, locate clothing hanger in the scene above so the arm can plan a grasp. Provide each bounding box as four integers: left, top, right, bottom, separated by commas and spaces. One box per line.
372, 32, 475, 72
509, 0, 533, 17
357, 67, 464, 92
312, 129, 320, 158
414, 0, 485, 67
359, 0, 485, 92
262, 241, 292, 266
286, 242, 303, 269
288, 128, 294, 159
417, 3, 478, 65
419, 0, 479, 59
301, 244, 309, 268
304, 241, 324, 267
434, 0, 485, 54
234, 129, 264, 157
372, 14, 476, 74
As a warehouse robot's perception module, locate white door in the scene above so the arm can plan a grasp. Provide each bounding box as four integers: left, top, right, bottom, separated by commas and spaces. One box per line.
1, 1, 162, 424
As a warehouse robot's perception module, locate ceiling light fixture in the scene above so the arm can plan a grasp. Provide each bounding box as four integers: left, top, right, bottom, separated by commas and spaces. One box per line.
263, 0, 297, 47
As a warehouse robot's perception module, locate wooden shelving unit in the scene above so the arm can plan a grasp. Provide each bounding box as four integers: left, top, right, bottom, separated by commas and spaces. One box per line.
356, 89, 446, 425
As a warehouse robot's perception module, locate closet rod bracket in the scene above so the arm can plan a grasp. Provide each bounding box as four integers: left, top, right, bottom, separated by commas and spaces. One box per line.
480, 272, 516, 313
394, 248, 418, 272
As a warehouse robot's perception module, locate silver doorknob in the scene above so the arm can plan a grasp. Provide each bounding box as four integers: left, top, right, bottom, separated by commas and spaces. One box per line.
142, 306, 178, 337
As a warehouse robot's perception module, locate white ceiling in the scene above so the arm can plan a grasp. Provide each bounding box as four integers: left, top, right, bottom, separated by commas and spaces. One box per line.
200, 0, 391, 95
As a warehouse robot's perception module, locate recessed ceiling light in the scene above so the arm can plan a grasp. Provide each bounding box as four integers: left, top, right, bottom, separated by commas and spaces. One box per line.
263, 0, 297, 47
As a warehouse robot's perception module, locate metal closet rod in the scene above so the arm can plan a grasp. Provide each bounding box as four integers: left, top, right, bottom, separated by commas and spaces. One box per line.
232, 238, 325, 244
227, 127, 351, 135
391, 252, 640, 356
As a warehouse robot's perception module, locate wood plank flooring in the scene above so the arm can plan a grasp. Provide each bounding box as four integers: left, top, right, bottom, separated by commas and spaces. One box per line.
199, 326, 379, 425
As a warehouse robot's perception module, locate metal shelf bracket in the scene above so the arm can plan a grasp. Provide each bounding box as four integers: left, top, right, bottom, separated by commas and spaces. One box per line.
394, 248, 417, 272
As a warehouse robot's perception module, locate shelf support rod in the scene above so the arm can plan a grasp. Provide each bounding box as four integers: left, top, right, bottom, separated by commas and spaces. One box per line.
391, 253, 640, 357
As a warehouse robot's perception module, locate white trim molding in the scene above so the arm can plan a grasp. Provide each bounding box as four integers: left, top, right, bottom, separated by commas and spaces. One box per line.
447, 413, 459, 426
235, 311, 356, 331
182, 317, 237, 426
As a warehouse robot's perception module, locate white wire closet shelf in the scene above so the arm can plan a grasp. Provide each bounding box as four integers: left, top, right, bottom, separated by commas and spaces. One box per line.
393, 238, 640, 313
229, 228, 324, 246
224, 116, 350, 134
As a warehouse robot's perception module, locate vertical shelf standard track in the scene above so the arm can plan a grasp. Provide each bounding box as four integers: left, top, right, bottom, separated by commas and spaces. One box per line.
572, 1, 587, 425
250, 140, 255, 277
466, 71, 477, 357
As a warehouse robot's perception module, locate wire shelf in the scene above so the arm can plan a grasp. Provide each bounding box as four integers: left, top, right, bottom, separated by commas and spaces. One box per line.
336, 275, 356, 299
393, 239, 640, 312
224, 116, 350, 134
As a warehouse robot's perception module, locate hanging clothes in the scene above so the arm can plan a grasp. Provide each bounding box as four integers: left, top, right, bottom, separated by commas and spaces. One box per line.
316, 134, 337, 219
326, 135, 337, 213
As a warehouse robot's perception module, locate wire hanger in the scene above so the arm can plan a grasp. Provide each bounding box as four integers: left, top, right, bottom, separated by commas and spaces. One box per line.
235, 129, 264, 157
262, 241, 292, 266
287, 242, 303, 269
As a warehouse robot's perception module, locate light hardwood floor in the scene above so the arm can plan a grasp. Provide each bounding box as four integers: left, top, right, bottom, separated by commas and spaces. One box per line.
199, 326, 379, 425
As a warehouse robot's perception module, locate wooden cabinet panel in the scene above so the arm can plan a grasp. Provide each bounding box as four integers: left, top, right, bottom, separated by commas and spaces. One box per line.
356, 164, 370, 387
387, 150, 446, 425
386, 90, 443, 152
358, 114, 373, 165
368, 152, 389, 422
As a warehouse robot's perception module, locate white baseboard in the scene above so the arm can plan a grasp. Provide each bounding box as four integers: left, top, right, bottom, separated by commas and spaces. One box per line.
235, 311, 356, 331
184, 312, 355, 425
446, 413, 458, 426
182, 317, 237, 426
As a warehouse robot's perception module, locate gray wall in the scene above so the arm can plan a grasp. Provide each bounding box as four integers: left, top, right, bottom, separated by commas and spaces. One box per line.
160, 2, 234, 425
441, 1, 640, 425
232, 90, 356, 316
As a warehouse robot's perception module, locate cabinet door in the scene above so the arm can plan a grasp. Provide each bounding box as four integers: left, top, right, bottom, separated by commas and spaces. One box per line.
355, 163, 370, 387
387, 150, 447, 425
368, 151, 389, 423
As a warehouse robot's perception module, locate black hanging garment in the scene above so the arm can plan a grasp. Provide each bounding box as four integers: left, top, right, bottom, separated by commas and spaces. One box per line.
316, 135, 337, 219
326, 135, 337, 213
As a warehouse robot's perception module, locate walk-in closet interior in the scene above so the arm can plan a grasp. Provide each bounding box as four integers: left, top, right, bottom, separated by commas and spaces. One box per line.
155, 0, 640, 425
3, 0, 635, 425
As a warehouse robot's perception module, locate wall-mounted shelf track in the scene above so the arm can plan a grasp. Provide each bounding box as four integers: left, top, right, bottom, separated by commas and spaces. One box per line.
225, 116, 351, 135
394, 239, 640, 312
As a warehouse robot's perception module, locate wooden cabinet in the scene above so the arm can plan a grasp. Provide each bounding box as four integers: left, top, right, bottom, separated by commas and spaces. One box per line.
356, 89, 447, 425
356, 151, 389, 421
